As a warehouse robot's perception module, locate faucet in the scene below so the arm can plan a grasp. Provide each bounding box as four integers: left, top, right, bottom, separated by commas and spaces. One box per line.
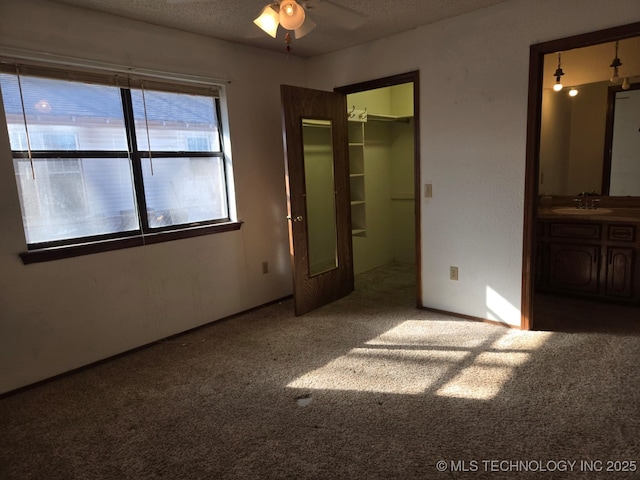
573, 191, 600, 209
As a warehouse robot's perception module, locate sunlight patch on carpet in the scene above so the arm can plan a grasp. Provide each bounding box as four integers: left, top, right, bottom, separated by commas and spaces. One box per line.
436, 365, 515, 399
490, 330, 554, 350
364, 320, 489, 348
287, 348, 468, 394
287, 320, 553, 398
435, 352, 530, 399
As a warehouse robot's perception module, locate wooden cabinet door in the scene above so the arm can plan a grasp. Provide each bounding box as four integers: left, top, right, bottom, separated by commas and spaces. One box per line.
605, 247, 635, 299
549, 243, 601, 294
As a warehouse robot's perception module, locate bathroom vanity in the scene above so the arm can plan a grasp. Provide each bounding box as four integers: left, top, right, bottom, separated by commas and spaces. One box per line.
536, 207, 640, 303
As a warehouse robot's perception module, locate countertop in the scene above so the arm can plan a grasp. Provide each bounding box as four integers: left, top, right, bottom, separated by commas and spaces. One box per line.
538, 207, 640, 223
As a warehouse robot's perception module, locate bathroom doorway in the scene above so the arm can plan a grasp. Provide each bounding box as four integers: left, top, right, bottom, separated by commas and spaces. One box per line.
522, 22, 640, 331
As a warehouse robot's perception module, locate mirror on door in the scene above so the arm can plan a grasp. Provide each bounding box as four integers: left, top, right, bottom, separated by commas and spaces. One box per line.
301, 118, 339, 276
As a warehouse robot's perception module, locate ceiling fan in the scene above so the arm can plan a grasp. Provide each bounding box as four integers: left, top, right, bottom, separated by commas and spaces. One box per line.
165, 0, 364, 34
254, 0, 364, 51
164, 0, 365, 52
254, 1, 314, 41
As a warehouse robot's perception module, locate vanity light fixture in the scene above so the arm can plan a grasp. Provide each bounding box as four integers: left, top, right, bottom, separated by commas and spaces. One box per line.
553, 52, 564, 92
609, 41, 622, 83
254, 0, 316, 52
568, 87, 578, 97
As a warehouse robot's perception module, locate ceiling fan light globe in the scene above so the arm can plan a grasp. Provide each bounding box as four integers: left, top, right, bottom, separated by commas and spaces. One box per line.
254, 4, 280, 38
279, 0, 305, 31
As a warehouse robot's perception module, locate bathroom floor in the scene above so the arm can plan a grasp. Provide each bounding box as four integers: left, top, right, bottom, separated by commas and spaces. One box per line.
533, 293, 640, 334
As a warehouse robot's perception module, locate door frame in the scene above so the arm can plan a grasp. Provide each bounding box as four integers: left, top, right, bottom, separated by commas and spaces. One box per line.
335, 71, 422, 308
521, 22, 640, 330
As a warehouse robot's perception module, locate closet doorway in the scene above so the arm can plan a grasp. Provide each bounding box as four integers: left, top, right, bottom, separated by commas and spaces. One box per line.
335, 71, 421, 307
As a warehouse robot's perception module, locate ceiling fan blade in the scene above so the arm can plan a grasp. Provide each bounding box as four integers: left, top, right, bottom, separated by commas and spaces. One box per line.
302, 0, 366, 30
295, 17, 316, 39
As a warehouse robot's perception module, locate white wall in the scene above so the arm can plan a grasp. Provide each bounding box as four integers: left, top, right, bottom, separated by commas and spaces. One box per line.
307, 0, 640, 326
0, 0, 306, 393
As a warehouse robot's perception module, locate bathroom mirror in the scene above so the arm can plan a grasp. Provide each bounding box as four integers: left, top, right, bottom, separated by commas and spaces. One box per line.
301, 118, 338, 276
603, 84, 640, 195
539, 36, 640, 197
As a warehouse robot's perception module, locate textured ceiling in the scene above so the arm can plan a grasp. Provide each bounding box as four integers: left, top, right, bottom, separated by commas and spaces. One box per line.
46, 0, 511, 57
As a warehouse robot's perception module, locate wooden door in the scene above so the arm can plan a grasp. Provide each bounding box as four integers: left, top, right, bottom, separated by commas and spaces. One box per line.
281, 85, 354, 315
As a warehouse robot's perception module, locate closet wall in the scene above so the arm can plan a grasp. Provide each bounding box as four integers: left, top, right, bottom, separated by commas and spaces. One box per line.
346, 83, 415, 275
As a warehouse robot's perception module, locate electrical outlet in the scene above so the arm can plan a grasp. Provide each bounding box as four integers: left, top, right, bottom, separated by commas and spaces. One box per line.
262, 261, 269, 274
450, 266, 459, 281
425, 183, 433, 198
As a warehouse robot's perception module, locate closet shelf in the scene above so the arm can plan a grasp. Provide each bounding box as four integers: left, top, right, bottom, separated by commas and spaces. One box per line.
367, 113, 413, 123
348, 120, 366, 237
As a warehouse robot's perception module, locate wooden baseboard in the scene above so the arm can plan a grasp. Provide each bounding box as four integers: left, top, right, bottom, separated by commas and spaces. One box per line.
420, 306, 522, 329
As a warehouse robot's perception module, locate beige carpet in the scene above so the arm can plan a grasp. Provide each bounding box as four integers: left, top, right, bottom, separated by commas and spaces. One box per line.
1, 262, 640, 479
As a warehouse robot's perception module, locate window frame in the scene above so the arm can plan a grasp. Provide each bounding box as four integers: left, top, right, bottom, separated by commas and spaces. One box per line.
0, 63, 241, 264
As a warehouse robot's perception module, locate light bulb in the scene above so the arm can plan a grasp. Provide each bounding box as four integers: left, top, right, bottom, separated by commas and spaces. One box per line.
622, 78, 630, 90
553, 82, 563, 92
610, 67, 619, 83
279, 0, 305, 31
569, 87, 578, 97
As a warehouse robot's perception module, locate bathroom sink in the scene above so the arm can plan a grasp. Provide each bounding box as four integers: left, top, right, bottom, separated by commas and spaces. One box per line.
552, 207, 613, 215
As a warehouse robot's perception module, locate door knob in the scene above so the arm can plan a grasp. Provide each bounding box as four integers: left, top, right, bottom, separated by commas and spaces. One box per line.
287, 215, 303, 222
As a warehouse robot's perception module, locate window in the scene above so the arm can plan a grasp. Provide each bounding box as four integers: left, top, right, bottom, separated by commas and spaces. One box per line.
0, 66, 236, 258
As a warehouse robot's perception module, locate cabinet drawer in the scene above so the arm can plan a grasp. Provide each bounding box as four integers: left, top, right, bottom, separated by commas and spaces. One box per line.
607, 224, 636, 243
549, 222, 601, 240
